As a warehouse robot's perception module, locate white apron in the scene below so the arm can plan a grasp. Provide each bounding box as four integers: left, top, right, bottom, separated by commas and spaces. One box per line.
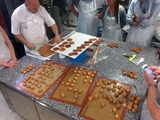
101, 7, 122, 41
126, 0, 155, 47
77, 0, 99, 36
0, 28, 11, 70
23, 11, 48, 52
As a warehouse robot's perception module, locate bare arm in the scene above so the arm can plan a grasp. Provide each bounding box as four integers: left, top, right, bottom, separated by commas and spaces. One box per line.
144, 70, 160, 120
147, 86, 160, 120
14, 34, 36, 50
67, 3, 78, 17
50, 24, 61, 43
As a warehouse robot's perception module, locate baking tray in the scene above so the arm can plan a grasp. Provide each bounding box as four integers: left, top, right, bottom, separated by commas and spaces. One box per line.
49, 66, 97, 107
50, 32, 98, 59
79, 77, 132, 120
17, 61, 69, 98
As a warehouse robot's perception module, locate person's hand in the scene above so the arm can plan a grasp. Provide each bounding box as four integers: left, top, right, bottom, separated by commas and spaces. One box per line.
54, 35, 62, 44
144, 70, 156, 85
97, 12, 102, 19
150, 66, 160, 79
132, 21, 139, 26
132, 15, 141, 24
8, 58, 20, 68
25, 42, 36, 50
147, 14, 152, 19
135, 17, 141, 23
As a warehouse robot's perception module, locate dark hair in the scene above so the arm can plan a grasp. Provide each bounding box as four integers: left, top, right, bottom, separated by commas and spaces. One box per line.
114, 0, 119, 24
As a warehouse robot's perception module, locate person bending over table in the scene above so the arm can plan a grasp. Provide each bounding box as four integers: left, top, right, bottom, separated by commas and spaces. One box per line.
11, 0, 61, 52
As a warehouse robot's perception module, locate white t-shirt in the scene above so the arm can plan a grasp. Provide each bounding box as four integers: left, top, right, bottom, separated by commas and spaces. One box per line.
11, 4, 55, 35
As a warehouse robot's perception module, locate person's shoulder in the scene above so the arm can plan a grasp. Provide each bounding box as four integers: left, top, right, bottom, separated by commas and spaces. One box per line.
39, 5, 47, 12
119, 5, 125, 11
12, 4, 25, 15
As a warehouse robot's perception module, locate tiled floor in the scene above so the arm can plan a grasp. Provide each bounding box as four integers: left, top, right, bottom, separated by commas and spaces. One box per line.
0, 91, 24, 120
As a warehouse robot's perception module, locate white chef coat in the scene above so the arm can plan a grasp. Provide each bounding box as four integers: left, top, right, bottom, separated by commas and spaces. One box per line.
0, 26, 11, 70
11, 4, 55, 51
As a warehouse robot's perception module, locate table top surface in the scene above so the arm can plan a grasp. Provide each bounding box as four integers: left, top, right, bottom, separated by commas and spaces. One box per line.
0, 38, 158, 120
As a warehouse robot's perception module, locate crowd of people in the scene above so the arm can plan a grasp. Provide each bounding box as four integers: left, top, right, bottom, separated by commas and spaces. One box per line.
0, 0, 160, 119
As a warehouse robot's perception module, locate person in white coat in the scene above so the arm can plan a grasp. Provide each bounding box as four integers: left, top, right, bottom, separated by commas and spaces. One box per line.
11, 0, 61, 52
67, 0, 102, 36
0, 26, 19, 70
126, 0, 160, 47
141, 67, 160, 120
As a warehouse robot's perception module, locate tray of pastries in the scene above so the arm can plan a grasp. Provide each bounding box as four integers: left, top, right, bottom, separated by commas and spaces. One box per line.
50, 32, 98, 59
49, 66, 97, 107
17, 61, 69, 98
38, 44, 55, 57
79, 77, 132, 120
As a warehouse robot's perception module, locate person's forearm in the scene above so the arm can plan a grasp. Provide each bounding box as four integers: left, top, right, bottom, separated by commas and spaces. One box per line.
0, 61, 9, 67
7, 41, 17, 60
147, 86, 160, 120
51, 24, 59, 36
67, 4, 78, 17
126, 2, 134, 25
15, 34, 28, 45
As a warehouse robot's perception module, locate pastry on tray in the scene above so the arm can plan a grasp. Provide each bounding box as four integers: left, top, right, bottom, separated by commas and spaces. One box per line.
79, 77, 132, 120
48, 39, 55, 44
17, 61, 69, 98
49, 66, 97, 107
38, 44, 55, 57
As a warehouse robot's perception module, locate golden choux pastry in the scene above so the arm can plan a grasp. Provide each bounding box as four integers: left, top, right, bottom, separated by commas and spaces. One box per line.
112, 107, 117, 113
60, 93, 65, 98
101, 102, 106, 107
